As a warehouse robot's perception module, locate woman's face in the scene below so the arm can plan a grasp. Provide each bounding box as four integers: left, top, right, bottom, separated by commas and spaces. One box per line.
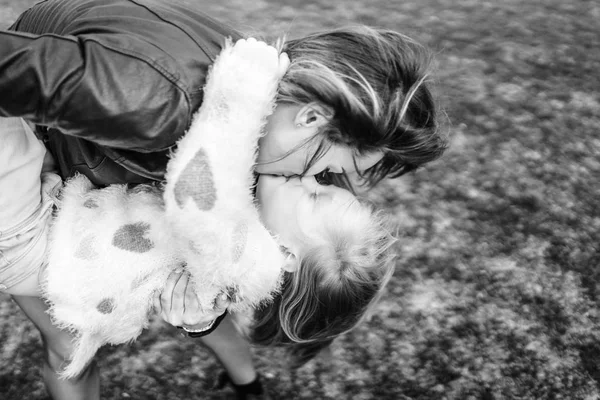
255, 103, 382, 177
256, 175, 357, 253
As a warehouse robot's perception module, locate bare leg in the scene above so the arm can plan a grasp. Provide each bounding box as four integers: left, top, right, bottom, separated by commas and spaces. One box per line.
11, 294, 100, 400
199, 315, 257, 385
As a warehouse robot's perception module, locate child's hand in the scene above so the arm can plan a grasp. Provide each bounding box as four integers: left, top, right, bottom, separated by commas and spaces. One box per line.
153, 267, 230, 331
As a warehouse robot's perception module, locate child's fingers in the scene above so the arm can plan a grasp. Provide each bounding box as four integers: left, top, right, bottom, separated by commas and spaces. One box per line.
168, 272, 190, 319
158, 272, 189, 326
161, 266, 185, 311
173, 271, 190, 303
183, 281, 200, 314
151, 291, 162, 314
213, 292, 230, 314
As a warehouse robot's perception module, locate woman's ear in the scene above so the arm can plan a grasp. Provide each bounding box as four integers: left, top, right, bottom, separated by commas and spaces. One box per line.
294, 102, 332, 129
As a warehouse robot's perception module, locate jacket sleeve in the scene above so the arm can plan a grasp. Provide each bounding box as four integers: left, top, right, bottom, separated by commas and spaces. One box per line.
0, 29, 190, 152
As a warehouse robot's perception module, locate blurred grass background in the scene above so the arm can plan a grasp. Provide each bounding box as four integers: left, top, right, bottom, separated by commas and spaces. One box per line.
1, 0, 599, 399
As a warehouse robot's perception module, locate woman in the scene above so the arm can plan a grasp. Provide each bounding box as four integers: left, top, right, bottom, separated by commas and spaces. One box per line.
0, 0, 446, 398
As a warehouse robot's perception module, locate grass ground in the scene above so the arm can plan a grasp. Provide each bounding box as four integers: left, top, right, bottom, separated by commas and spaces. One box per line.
1, 0, 599, 399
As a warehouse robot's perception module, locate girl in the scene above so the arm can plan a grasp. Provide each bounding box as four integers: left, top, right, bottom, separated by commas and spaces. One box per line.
252, 174, 396, 366
1, 0, 446, 398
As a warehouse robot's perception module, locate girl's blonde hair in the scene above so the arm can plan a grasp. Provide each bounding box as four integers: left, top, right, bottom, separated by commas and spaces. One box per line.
277, 26, 447, 187
251, 197, 396, 366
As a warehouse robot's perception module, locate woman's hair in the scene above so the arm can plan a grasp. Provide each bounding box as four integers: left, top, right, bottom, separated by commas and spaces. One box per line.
278, 26, 448, 187
250, 197, 396, 366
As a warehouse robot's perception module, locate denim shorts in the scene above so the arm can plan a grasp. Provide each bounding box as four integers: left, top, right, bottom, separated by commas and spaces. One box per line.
0, 173, 61, 291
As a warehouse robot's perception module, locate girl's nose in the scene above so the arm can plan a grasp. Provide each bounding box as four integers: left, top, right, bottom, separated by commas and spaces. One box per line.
300, 176, 319, 191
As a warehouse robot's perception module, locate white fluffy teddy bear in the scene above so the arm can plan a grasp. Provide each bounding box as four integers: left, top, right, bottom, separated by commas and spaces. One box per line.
43, 39, 286, 378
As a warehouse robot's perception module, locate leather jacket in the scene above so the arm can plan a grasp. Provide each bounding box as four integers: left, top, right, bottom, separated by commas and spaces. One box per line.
1, 0, 241, 186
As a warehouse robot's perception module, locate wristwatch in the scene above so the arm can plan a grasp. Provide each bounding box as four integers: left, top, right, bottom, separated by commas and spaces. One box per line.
177, 311, 228, 338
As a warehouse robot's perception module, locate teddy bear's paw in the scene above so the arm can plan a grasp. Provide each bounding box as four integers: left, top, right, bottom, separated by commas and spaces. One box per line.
230, 38, 284, 79
209, 38, 286, 104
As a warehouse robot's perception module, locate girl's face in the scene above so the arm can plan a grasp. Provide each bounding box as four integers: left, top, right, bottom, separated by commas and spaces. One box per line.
256, 175, 357, 253
255, 103, 382, 177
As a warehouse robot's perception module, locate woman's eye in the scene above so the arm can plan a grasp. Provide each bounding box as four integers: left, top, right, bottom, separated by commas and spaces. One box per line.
284, 174, 301, 182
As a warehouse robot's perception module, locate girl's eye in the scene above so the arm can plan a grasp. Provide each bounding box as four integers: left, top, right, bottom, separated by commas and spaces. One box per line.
314, 169, 332, 186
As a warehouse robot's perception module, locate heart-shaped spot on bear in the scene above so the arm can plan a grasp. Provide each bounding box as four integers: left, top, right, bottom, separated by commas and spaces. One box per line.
173, 148, 217, 211
231, 221, 248, 263
112, 222, 154, 253
96, 298, 115, 314
74, 234, 99, 260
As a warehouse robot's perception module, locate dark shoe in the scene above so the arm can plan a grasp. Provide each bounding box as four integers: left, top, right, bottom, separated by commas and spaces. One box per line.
215, 371, 271, 400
